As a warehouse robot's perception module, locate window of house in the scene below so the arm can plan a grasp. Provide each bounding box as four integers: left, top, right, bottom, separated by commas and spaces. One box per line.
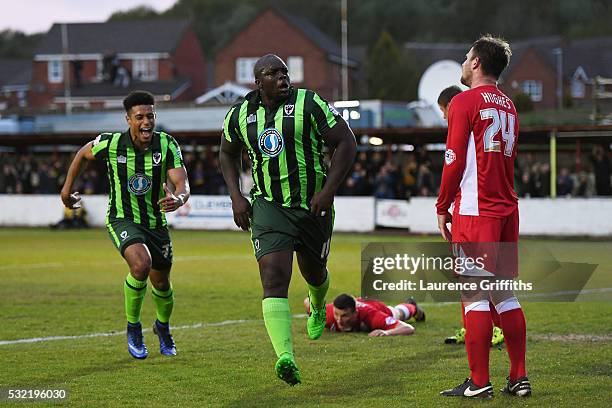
521, 80, 542, 102
48, 60, 63, 83
571, 66, 588, 98
571, 80, 586, 98
133, 58, 158, 81
95, 59, 104, 81
236, 58, 258, 84
287, 56, 304, 83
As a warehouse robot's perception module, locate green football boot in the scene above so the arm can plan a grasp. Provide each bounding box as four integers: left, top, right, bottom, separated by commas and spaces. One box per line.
307, 297, 326, 340
445, 327, 466, 344
275, 353, 301, 386
491, 326, 505, 347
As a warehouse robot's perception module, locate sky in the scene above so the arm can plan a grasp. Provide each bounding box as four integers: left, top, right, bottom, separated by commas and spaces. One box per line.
0, 0, 177, 34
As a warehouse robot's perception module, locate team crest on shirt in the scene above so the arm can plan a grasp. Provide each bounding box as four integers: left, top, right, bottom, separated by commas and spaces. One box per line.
153, 152, 162, 166
247, 113, 257, 124
445, 149, 456, 165
284, 104, 294, 116
128, 173, 152, 195
117, 155, 127, 164
258, 128, 284, 157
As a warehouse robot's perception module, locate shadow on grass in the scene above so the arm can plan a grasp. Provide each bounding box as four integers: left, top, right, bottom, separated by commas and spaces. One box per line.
224, 348, 460, 407
3, 355, 135, 391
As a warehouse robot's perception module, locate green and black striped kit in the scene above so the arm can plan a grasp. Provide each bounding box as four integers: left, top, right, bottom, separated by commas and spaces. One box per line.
91, 130, 183, 230
223, 88, 340, 210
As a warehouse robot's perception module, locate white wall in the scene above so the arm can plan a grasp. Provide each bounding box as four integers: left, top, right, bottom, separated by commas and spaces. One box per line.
377, 197, 612, 236
1, 195, 610, 236
0, 195, 376, 233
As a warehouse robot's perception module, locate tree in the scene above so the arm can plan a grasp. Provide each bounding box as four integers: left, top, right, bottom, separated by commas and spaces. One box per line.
108, 5, 161, 21
366, 30, 419, 100
0, 30, 44, 58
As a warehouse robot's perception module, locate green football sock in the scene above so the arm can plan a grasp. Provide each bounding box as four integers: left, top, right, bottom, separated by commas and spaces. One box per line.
307, 272, 329, 310
151, 284, 174, 324
262, 297, 293, 358
124, 274, 147, 324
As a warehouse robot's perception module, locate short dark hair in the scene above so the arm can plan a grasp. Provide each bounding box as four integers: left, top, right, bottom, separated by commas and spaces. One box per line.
253, 54, 284, 80
333, 293, 356, 311
437, 85, 463, 107
471, 35, 512, 79
123, 90, 155, 113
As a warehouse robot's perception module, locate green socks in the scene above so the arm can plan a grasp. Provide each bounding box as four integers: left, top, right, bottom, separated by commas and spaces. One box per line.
124, 274, 147, 324
307, 273, 330, 310
262, 297, 293, 358
151, 284, 174, 324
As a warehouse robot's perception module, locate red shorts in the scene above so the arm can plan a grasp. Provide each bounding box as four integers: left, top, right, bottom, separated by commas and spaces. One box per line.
451, 209, 519, 278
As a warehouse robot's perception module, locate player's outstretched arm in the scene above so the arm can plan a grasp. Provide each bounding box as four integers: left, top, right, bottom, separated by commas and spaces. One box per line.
158, 167, 190, 212
219, 136, 251, 230
369, 321, 415, 337
310, 120, 357, 216
61, 141, 95, 209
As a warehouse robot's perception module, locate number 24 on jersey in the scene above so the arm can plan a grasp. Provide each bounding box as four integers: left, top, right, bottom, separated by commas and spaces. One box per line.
480, 108, 516, 156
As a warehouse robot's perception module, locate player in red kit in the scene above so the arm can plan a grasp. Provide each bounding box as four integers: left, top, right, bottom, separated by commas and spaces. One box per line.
303, 294, 425, 337
436, 35, 531, 398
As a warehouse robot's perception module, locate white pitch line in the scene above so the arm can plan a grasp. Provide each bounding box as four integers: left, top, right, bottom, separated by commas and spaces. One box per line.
0, 317, 312, 347
0, 319, 256, 346
0, 254, 252, 271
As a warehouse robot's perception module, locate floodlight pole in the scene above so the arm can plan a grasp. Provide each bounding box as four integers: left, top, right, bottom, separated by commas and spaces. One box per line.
552, 47, 563, 111
341, 0, 348, 100
61, 23, 72, 115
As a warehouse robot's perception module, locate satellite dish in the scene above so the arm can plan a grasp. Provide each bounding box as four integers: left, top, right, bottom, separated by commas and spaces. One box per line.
418, 60, 468, 111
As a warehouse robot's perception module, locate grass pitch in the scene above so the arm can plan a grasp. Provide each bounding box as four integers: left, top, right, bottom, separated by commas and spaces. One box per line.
1, 228, 611, 407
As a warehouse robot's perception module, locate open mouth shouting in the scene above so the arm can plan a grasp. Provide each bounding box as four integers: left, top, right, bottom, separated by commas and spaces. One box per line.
140, 127, 153, 139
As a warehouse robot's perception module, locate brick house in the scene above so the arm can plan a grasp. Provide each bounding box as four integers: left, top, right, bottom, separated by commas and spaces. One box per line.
0, 59, 32, 111
405, 37, 612, 110
214, 7, 359, 100
29, 20, 206, 110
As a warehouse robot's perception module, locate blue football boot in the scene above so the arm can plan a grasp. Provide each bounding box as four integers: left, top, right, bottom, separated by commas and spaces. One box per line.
153, 320, 177, 356
127, 322, 148, 359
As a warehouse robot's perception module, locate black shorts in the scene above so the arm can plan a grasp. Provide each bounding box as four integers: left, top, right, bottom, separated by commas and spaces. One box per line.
107, 218, 173, 270
250, 198, 334, 266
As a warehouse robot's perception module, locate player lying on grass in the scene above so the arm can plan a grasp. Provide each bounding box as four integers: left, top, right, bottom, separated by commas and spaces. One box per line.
303, 293, 425, 336
438, 85, 505, 349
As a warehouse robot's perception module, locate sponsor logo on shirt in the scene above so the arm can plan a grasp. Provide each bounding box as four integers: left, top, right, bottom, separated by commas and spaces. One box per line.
254, 239, 260, 252
445, 149, 456, 165
92, 135, 102, 146
284, 104, 294, 116
128, 173, 152, 195
120, 230, 129, 240
328, 104, 340, 116
117, 155, 127, 164
247, 113, 256, 124
258, 128, 284, 157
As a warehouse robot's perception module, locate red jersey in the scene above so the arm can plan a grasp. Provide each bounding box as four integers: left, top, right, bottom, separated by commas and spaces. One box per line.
325, 298, 399, 332
436, 85, 519, 218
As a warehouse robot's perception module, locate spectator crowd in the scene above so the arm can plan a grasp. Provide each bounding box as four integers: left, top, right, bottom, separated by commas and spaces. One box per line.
1, 145, 611, 198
